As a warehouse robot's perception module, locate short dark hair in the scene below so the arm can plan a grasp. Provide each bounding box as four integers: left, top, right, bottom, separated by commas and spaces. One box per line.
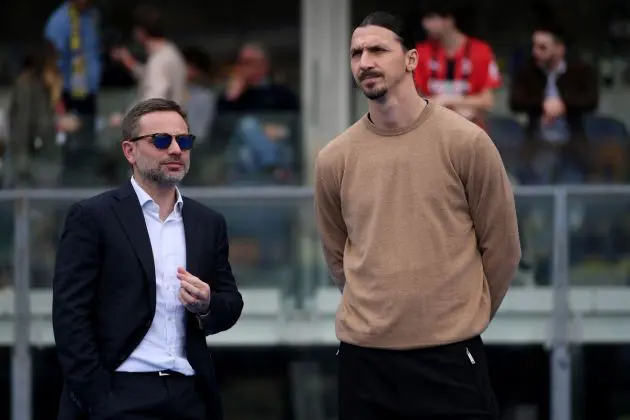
121, 98, 188, 140
419, 0, 471, 30
133, 4, 166, 38
534, 22, 567, 44
182, 46, 213, 74
357, 12, 416, 51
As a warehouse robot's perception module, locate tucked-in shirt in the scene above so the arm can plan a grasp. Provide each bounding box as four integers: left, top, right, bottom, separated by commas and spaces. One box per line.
116, 177, 194, 375
314, 102, 521, 350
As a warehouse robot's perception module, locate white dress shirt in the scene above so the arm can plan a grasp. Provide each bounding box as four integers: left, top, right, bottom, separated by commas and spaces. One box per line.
116, 177, 195, 375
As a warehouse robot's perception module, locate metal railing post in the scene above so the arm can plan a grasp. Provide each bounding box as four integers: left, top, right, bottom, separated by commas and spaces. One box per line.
11, 195, 31, 420
550, 188, 571, 420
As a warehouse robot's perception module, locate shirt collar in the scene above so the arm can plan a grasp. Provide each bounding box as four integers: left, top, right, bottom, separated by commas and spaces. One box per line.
546, 60, 567, 76
130, 176, 183, 213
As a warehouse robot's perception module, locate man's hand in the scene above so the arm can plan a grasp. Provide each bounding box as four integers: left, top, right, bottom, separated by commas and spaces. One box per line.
110, 47, 133, 64
542, 97, 566, 124
177, 267, 211, 314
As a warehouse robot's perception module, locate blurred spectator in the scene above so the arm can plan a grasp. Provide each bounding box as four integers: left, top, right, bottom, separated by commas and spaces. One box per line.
510, 23, 599, 184
414, 0, 501, 128
209, 43, 300, 185
180, 46, 221, 185
44, 0, 101, 120
44, 0, 102, 185
5, 41, 79, 188
216, 42, 299, 113
109, 3, 186, 125
182, 46, 217, 143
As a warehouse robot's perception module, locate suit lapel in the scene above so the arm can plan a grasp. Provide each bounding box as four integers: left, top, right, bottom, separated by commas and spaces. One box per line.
182, 198, 202, 277
112, 181, 156, 305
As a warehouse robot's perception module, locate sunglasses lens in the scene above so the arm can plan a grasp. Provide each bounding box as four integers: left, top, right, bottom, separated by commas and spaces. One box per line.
152, 134, 173, 149
176, 135, 195, 150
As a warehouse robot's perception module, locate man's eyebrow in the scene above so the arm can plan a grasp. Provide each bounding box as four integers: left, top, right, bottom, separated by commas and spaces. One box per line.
350, 44, 390, 54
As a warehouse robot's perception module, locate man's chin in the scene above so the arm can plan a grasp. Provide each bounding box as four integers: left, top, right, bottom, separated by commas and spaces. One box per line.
363, 88, 387, 101
158, 171, 187, 186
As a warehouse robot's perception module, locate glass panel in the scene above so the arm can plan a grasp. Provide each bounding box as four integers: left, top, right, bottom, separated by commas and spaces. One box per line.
29, 201, 69, 289
515, 195, 554, 286
0, 201, 13, 291
28, 196, 314, 302
568, 194, 630, 286
198, 197, 313, 301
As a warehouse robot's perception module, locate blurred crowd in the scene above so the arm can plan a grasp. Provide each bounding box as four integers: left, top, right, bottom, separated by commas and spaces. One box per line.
0, 0, 629, 289
0, 0, 301, 189
0, 0, 627, 190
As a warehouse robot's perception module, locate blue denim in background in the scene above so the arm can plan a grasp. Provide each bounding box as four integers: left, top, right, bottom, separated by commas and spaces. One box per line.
234, 115, 293, 175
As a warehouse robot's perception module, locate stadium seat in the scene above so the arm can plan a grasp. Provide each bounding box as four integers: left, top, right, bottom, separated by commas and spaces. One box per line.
583, 115, 629, 144
583, 115, 630, 182
485, 115, 527, 177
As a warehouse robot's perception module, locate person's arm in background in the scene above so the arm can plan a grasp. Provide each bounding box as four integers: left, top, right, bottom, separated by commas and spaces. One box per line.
459, 130, 521, 317
53, 203, 111, 412
111, 47, 145, 80
314, 149, 347, 292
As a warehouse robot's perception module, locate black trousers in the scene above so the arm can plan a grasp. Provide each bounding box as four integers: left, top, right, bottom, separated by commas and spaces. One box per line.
338, 335, 500, 420
90, 371, 207, 420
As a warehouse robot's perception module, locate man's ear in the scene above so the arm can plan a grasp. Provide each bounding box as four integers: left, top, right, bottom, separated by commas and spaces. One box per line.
406, 48, 418, 72
121, 141, 136, 166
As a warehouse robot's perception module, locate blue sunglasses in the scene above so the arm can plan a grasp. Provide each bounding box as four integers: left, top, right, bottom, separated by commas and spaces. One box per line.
128, 133, 195, 150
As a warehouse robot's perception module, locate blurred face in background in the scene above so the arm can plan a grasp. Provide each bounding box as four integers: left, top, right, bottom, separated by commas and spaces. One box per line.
532, 31, 565, 69
421, 13, 453, 40
236, 45, 269, 85
350, 25, 417, 101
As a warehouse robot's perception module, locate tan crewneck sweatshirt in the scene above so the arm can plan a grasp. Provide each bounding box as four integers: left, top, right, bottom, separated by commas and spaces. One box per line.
314, 102, 521, 349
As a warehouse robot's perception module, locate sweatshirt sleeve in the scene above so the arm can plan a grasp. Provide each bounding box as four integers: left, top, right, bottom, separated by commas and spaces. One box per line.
464, 130, 521, 317
314, 150, 348, 291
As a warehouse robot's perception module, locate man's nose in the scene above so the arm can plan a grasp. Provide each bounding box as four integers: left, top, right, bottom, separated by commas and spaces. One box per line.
167, 138, 183, 154
359, 53, 375, 70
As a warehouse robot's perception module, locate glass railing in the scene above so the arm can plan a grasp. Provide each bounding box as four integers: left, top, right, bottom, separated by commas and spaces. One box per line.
2, 186, 630, 420
2, 186, 630, 296
568, 193, 630, 286
0, 201, 13, 291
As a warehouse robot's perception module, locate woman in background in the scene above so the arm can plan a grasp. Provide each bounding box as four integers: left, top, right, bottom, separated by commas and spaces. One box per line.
5, 40, 79, 188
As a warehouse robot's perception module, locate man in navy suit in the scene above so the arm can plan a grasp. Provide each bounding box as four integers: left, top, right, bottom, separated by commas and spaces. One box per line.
52, 98, 243, 420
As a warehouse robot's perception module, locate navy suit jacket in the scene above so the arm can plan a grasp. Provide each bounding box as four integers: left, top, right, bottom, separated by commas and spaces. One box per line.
52, 181, 243, 420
